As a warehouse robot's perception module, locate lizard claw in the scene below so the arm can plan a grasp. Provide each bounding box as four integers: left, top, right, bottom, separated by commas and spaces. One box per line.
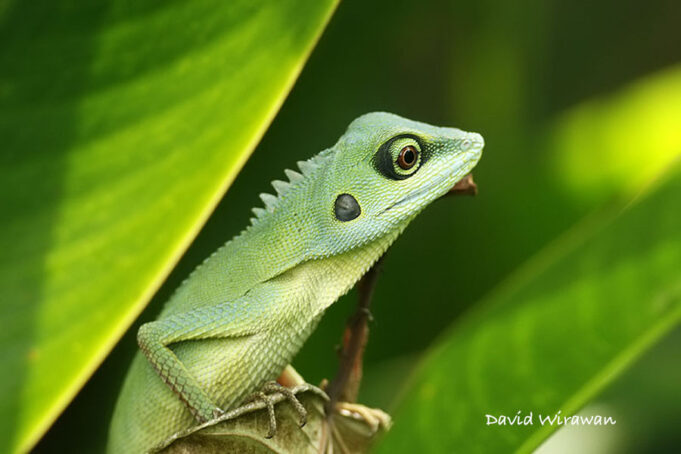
263, 381, 308, 427
336, 402, 392, 433
247, 381, 309, 438
211, 406, 224, 420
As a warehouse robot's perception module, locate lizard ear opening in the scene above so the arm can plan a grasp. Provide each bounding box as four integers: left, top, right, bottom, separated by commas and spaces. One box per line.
334, 193, 361, 222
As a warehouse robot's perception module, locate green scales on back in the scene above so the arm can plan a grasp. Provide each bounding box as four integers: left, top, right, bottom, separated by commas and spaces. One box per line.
108, 112, 484, 453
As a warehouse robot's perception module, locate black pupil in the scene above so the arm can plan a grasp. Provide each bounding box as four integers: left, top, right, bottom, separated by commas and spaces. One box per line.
403, 148, 415, 164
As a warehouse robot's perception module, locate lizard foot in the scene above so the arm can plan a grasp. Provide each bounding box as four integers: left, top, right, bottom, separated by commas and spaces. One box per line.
335, 402, 392, 433
247, 381, 328, 438
211, 406, 225, 420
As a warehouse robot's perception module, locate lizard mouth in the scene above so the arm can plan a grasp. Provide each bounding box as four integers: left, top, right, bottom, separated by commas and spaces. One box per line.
380, 166, 468, 214
384, 181, 443, 212
379, 145, 482, 215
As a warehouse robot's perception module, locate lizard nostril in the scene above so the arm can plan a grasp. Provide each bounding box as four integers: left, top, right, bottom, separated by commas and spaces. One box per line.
469, 132, 484, 149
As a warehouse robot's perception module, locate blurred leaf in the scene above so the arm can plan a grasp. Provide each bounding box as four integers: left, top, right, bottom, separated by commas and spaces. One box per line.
0, 1, 337, 452
376, 157, 681, 453
583, 327, 681, 453
551, 64, 681, 203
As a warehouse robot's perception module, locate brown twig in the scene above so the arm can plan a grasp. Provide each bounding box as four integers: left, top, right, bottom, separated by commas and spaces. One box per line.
445, 173, 477, 196
325, 255, 384, 414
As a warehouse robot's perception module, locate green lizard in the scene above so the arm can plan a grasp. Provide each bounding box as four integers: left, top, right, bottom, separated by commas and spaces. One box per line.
108, 112, 484, 453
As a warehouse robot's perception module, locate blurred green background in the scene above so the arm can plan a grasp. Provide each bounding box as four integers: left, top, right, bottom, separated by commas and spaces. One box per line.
2, 0, 680, 452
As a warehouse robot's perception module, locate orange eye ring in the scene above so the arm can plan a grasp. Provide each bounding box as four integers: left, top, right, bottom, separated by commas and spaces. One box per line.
397, 145, 418, 170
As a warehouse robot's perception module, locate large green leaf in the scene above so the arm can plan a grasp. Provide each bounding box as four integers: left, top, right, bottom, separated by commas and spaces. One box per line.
0, 1, 337, 452
376, 157, 681, 452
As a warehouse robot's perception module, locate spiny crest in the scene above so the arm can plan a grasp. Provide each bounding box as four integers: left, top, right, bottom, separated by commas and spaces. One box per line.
259, 193, 278, 212
271, 180, 290, 196
249, 148, 335, 225
284, 169, 303, 183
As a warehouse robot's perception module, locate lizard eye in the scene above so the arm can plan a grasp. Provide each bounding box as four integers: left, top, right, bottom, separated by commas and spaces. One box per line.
397, 145, 418, 170
373, 135, 424, 180
390, 138, 422, 177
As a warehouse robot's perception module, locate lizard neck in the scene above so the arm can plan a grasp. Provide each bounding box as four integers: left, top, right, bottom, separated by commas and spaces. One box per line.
294, 222, 407, 319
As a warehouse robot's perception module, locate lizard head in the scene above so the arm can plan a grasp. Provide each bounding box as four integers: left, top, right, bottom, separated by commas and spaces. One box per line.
316, 112, 484, 253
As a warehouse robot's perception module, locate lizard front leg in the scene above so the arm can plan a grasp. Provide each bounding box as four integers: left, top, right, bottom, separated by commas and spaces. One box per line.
137, 300, 266, 422
137, 322, 220, 422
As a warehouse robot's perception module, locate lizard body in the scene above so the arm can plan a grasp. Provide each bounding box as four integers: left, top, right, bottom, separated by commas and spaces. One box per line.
108, 112, 483, 453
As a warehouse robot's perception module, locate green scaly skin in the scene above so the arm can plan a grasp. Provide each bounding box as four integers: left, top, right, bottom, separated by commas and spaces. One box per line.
108, 112, 484, 453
